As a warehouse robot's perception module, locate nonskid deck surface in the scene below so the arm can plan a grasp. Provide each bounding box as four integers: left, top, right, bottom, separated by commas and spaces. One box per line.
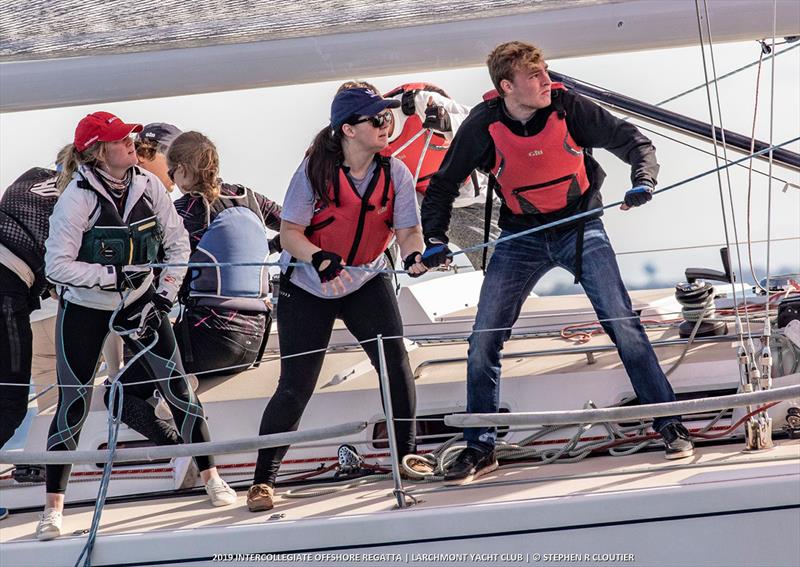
2, 439, 798, 546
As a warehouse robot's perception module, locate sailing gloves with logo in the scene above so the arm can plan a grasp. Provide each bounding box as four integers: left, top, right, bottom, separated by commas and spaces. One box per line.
128, 291, 172, 342
623, 184, 654, 208
421, 237, 452, 268
104, 265, 151, 292
403, 252, 425, 278
311, 250, 344, 283
422, 104, 452, 133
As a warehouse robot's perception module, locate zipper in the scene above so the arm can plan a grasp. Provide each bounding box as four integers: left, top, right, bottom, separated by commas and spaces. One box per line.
512, 173, 576, 195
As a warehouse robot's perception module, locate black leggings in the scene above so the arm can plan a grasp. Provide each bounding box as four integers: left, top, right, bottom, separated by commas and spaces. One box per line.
106, 308, 268, 448
0, 265, 33, 449
46, 294, 214, 494
252, 273, 416, 486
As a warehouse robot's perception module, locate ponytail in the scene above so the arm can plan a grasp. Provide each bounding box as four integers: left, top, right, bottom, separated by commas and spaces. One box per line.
305, 125, 344, 205
56, 142, 106, 193
167, 131, 220, 203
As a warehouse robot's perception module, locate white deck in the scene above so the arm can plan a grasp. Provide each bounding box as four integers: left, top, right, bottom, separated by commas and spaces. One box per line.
2, 440, 798, 566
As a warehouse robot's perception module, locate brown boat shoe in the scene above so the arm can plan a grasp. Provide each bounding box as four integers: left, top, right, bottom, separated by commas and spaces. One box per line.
247, 483, 275, 512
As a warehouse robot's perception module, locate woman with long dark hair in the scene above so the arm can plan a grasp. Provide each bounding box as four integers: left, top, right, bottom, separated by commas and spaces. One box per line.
247, 87, 431, 512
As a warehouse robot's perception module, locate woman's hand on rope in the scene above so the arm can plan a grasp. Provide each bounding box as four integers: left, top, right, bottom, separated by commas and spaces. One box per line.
312, 250, 353, 295
403, 251, 428, 278
126, 291, 171, 342
112, 265, 151, 291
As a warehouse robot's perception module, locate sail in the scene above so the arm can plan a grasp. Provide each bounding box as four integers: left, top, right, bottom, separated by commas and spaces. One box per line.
1, 0, 799, 111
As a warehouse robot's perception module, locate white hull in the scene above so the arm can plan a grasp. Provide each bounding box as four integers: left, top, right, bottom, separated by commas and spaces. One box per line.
3, 440, 798, 566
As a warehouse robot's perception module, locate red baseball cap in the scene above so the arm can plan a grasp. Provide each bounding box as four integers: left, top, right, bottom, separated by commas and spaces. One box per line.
74, 111, 143, 152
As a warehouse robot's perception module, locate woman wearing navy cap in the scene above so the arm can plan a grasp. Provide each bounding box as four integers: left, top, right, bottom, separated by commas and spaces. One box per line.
246, 88, 431, 512
37, 112, 237, 541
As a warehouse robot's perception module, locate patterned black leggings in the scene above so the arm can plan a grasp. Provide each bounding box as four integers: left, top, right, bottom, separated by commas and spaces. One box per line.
46, 294, 213, 494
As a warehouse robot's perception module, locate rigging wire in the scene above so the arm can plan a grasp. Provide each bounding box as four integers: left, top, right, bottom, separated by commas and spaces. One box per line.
693, 0, 753, 360
746, 42, 772, 293
655, 40, 799, 107
702, 0, 759, 345
765, 0, 778, 324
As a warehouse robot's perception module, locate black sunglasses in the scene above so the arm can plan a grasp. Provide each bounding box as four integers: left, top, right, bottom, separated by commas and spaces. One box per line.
347, 111, 393, 129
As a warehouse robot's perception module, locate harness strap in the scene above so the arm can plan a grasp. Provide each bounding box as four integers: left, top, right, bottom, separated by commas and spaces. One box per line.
252, 311, 272, 368
573, 221, 585, 284
482, 175, 496, 273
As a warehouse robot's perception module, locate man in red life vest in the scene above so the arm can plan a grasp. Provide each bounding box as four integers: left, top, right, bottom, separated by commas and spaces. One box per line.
421, 41, 694, 485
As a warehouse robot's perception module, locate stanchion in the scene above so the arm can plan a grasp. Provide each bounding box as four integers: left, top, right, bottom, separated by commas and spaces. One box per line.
376, 334, 412, 509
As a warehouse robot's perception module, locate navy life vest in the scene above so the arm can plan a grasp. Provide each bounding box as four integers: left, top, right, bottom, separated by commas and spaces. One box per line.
0, 168, 59, 297
187, 187, 271, 312
381, 83, 451, 194
483, 84, 590, 216
305, 156, 394, 266
76, 172, 163, 266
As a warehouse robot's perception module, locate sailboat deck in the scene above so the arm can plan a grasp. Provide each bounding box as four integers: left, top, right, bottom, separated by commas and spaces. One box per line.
2, 439, 798, 562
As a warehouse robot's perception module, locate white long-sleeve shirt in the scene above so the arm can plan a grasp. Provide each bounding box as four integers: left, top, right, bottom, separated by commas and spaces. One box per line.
45, 165, 189, 310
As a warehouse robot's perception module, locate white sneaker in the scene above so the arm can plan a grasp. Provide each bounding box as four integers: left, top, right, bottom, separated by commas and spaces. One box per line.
36, 508, 62, 541
204, 477, 237, 507
173, 456, 199, 490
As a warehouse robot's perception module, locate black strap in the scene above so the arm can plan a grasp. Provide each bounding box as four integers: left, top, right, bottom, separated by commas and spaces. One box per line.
482, 176, 496, 273
470, 171, 480, 198
573, 221, 585, 284
252, 311, 272, 368
384, 245, 400, 294
177, 307, 194, 364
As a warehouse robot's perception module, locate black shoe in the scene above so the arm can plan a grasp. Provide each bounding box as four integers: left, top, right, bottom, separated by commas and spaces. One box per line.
0, 507, 8, 521
443, 447, 498, 486
660, 423, 695, 460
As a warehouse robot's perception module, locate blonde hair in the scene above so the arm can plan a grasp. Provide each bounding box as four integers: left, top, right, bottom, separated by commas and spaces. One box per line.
56, 142, 107, 193
167, 131, 220, 202
487, 41, 545, 96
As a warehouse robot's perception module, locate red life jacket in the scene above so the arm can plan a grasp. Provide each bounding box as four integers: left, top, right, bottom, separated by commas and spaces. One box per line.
483, 84, 590, 216
305, 157, 395, 266
381, 83, 451, 194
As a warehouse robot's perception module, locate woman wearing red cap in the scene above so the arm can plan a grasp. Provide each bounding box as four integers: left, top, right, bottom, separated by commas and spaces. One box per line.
37, 112, 237, 541
246, 88, 431, 513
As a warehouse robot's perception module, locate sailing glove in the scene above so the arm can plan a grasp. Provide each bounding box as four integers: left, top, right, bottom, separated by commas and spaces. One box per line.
421, 237, 452, 268
403, 251, 425, 278
311, 250, 344, 283
623, 184, 654, 208
268, 234, 282, 254
113, 265, 151, 291
422, 104, 452, 133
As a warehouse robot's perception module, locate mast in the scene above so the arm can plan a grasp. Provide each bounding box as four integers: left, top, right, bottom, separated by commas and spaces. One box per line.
549, 71, 800, 172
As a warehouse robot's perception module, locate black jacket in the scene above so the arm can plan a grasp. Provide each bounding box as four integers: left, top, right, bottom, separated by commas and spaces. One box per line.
0, 167, 59, 298
421, 89, 659, 240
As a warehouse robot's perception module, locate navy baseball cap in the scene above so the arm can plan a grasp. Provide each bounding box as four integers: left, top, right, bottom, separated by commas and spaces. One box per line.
330, 88, 400, 130
136, 122, 182, 149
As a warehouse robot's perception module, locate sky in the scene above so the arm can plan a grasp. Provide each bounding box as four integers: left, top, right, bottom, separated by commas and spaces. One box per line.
1, 39, 798, 293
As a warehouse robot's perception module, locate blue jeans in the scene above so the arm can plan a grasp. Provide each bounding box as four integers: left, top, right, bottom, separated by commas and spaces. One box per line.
465, 219, 679, 451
